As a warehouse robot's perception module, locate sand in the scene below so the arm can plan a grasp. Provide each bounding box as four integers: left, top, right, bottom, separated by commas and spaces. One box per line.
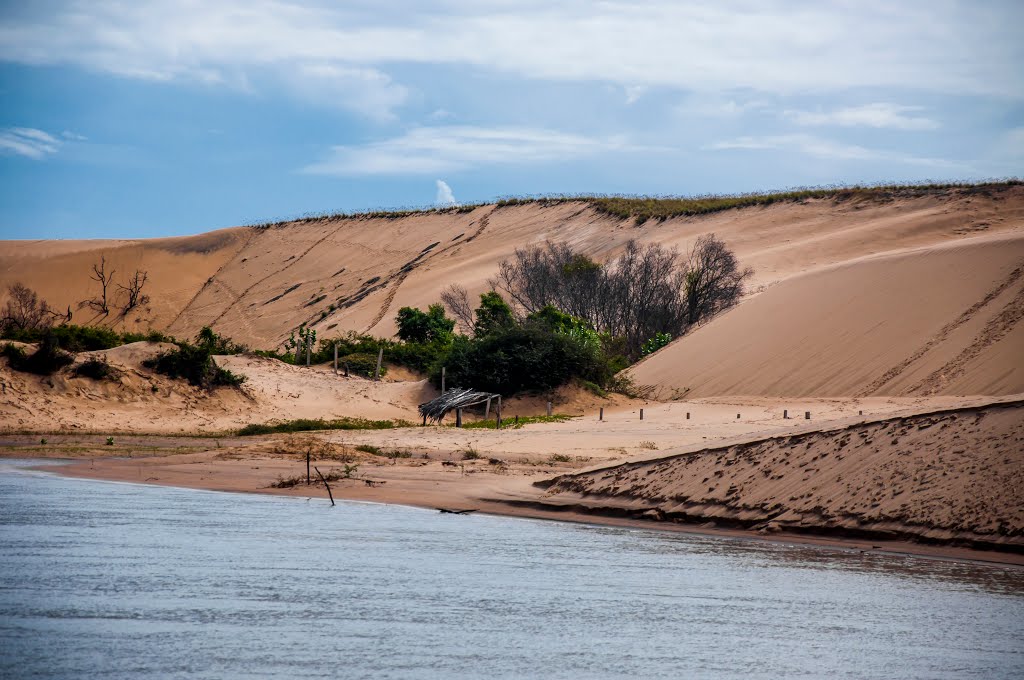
3, 186, 1024, 562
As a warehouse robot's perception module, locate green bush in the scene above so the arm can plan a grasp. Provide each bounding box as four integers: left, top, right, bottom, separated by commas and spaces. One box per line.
144, 343, 245, 389
2, 339, 74, 375
73, 357, 119, 380
1, 324, 174, 352
339, 352, 386, 378
395, 304, 454, 343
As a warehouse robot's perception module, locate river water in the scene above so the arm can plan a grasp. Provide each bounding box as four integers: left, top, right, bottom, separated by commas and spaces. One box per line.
1, 460, 1021, 679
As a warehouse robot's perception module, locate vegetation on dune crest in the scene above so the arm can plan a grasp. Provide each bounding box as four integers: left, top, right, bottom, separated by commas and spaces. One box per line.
243, 180, 1020, 230
143, 326, 246, 390
237, 417, 414, 436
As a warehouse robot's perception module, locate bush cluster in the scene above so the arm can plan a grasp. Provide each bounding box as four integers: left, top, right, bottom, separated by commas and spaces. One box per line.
1, 324, 173, 352
2, 340, 74, 375
142, 327, 246, 390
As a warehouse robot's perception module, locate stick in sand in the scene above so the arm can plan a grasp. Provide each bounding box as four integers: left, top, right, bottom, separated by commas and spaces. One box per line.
314, 466, 335, 506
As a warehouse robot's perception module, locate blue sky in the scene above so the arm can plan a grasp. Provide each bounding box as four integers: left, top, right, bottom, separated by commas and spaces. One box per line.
1, 1, 1021, 239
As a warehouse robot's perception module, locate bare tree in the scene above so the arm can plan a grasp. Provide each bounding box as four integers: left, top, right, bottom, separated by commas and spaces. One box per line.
492, 235, 751, 358
683, 234, 752, 325
440, 284, 475, 333
83, 255, 116, 315
117, 269, 150, 314
1, 283, 56, 332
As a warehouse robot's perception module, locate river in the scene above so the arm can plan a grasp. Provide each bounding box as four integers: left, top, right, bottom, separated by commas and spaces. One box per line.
1, 460, 1021, 679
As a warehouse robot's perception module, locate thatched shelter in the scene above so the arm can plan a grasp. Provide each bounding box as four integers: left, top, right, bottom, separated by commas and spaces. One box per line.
419, 387, 501, 425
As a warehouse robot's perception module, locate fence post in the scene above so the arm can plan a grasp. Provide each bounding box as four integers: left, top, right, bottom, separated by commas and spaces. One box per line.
783, 409, 787, 419
686, 412, 690, 420
374, 347, 383, 380
333, 344, 338, 375
441, 366, 446, 393
640, 408, 644, 421
306, 337, 311, 367
485, 397, 492, 420
599, 407, 604, 421
805, 411, 811, 420
456, 408, 463, 428
496, 396, 502, 429
546, 401, 552, 417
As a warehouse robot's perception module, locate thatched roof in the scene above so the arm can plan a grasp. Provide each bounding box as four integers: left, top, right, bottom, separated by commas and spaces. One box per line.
419, 387, 500, 424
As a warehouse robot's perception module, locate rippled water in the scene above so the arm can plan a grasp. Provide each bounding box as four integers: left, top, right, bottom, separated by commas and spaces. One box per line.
1, 460, 1022, 679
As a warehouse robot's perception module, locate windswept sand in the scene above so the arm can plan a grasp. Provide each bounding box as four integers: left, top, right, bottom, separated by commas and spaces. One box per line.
3, 185, 1024, 562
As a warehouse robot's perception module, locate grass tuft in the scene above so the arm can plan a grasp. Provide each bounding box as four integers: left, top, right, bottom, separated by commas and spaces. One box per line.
238, 417, 414, 436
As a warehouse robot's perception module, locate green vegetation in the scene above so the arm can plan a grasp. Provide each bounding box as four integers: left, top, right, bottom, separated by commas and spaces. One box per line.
142, 326, 246, 390
460, 414, 577, 430
2, 339, 74, 375
237, 417, 414, 436
1, 324, 174, 352
73, 357, 120, 380
338, 352, 386, 379
396, 304, 454, 343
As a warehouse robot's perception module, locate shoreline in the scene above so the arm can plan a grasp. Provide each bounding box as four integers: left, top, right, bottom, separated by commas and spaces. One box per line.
22, 455, 1024, 568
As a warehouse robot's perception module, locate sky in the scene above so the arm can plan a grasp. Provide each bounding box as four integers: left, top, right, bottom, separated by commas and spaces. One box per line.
0, 0, 1022, 239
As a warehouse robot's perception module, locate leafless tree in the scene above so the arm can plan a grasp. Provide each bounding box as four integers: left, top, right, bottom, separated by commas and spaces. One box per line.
1, 283, 56, 332
440, 284, 475, 333
492, 235, 751, 357
117, 269, 150, 314
83, 255, 116, 315
683, 234, 752, 326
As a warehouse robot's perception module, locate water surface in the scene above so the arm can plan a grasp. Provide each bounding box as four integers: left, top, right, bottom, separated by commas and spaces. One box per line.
1, 460, 1021, 679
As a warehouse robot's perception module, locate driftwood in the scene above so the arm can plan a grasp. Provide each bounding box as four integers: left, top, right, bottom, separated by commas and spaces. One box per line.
419, 387, 502, 424
314, 466, 335, 506
437, 508, 478, 514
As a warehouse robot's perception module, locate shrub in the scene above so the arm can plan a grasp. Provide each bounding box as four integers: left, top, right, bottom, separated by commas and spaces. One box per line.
73, 357, 119, 380
339, 352, 386, 379
2, 339, 74, 375
396, 304, 454, 343
143, 329, 246, 389
1, 324, 174, 352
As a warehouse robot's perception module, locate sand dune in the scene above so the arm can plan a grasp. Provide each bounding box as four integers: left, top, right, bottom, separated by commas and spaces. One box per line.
533, 400, 1024, 552
2, 185, 1021, 356
628, 233, 1024, 398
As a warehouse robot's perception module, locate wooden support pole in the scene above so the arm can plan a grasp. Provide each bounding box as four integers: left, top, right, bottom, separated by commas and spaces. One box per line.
496, 396, 502, 429
546, 401, 552, 417
333, 344, 338, 374
374, 347, 383, 381
441, 366, 446, 393
737, 413, 740, 419
599, 407, 604, 421
515, 415, 519, 425
306, 449, 311, 485
640, 408, 644, 421
805, 411, 811, 420
783, 409, 788, 419
422, 414, 427, 426
456, 408, 463, 428
686, 412, 690, 420
344, 361, 349, 377
485, 397, 492, 419
314, 466, 335, 507
306, 337, 311, 367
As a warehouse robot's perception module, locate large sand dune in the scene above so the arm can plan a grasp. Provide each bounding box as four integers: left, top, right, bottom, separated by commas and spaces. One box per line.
3, 185, 1022, 367
628, 233, 1024, 398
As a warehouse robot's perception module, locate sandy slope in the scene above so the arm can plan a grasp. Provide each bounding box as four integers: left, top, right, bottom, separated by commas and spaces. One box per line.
531, 400, 1024, 553
2, 185, 1021, 359
628, 232, 1024, 398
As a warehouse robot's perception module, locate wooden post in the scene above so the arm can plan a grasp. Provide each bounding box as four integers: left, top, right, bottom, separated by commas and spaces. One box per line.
344, 361, 349, 377
456, 408, 463, 428
599, 407, 604, 421
496, 396, 502, 429
805, 411, 810, 419
314, 466, 335, 507
640, 408, 644, 421
546, 401, 552, 417
686, 412, 690, 420
422, 414, 427, 426
737, 413, 740, 419
859, 410, 863, 416
441, 366, 446, 393
333, 343, 338, 374
515, 415, 519, 425
374, 347, 383, 380
305, 337, 311, 367
783, 409, 788, 419
485, 397, 492, 419
306, 449, 311, 485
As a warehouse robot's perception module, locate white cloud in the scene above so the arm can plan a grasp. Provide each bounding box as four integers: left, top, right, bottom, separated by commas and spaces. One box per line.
0, 1, 1019, 107
435, 179, 458, 205
624, 85, 647, 105
784, 103, 940, 130
303, 125, 639, 176
61, 130, 88, 140
0, 127, 61, 159
707, 133, 961, 168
